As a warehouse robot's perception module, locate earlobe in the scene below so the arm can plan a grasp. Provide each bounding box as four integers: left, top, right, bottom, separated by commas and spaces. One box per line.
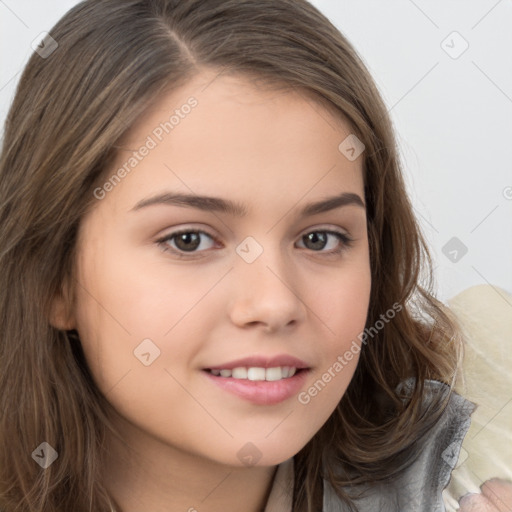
48, 284, 76, 331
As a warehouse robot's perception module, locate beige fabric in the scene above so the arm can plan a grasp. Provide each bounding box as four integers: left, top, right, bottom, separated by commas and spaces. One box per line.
443, 284, 512, 510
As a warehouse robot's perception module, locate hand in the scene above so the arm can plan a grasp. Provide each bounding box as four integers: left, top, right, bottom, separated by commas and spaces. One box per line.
459, 479, 512, 511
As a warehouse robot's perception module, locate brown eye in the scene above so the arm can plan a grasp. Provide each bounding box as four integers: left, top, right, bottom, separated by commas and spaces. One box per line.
157, 230, 217, 256
174, 232, 201, 251
302, 232, 328, 250
297, 230, 353, 255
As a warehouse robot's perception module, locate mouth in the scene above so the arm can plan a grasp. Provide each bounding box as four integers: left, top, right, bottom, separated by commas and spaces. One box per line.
201, 366, 310, 405
202, 366, 304, 381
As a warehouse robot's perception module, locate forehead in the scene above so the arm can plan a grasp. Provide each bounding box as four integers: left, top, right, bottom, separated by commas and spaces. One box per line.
103, 70, 365, 214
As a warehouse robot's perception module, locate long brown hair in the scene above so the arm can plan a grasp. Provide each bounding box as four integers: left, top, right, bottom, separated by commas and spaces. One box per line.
0, 1, 464, 510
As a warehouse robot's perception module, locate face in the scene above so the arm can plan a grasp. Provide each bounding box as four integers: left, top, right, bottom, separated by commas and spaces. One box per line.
55, 70, 371, 468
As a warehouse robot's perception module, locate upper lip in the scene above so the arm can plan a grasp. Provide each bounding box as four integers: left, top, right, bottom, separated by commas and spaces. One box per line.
204, 354, 310, 371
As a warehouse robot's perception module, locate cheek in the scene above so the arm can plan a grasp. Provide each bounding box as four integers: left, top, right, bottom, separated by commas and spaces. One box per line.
316, 260, 372, 348
299, 259, 371, 411
100, 250, 222, 338
72, 246, 219, 391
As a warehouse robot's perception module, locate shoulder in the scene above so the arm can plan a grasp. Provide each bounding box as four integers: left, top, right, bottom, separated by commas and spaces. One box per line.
322, 379, 476, 512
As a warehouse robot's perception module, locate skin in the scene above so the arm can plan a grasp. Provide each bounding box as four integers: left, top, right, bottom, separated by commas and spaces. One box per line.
459, 479, 512, 511
50, 70, 372, 512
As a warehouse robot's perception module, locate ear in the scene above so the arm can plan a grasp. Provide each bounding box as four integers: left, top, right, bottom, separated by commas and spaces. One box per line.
48, 280, 76, 331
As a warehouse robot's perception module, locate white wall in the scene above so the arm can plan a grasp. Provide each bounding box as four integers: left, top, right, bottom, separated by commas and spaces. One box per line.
309, 0, 512, 302
1, 0, 511, 301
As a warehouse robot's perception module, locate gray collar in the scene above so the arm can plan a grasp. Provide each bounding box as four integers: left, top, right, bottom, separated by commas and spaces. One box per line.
265, 380, 475, 511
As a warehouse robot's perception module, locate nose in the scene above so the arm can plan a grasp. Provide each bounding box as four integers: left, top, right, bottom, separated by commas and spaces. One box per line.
227, 245, 307, 333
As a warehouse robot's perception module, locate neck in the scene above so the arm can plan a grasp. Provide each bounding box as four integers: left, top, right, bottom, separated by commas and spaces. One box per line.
101, 413, 278, 512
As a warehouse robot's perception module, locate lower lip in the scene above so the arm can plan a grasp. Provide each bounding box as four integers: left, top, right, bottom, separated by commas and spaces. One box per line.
202, 369, 310, 405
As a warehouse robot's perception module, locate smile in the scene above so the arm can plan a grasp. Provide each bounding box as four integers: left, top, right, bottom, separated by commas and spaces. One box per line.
206, 366, 298, 381
202, 367, 309, 405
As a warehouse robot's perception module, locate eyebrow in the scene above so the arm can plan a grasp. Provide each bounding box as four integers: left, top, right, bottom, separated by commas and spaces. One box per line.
130, 191, 365, 217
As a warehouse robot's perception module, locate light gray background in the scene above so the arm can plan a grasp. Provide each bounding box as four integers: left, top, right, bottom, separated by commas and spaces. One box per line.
1, 0, 511, 302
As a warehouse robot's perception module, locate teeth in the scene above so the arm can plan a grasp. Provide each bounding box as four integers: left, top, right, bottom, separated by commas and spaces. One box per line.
247, 367, 265, 381
264, 367, 282, 381
208, 366, 299, 381
232, 367, 247, 379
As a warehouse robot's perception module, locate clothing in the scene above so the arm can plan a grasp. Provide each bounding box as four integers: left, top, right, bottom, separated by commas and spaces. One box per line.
442, 284, 512, 510
264, 379, 476, 512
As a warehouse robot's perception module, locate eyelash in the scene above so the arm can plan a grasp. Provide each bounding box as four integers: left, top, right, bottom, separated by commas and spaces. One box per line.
156, 228, 354, 259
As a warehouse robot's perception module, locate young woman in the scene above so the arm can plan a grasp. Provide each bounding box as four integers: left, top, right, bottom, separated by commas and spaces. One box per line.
0, 1, 496, 510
